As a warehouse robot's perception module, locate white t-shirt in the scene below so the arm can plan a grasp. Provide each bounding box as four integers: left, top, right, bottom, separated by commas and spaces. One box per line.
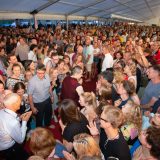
43, 57, 51, 66
28, 51, 37, 62
101, 53, 113, 72
83, 45, 94, 65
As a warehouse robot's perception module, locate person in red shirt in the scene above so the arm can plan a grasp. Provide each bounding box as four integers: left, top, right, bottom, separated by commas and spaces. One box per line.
61, 66, 84, 106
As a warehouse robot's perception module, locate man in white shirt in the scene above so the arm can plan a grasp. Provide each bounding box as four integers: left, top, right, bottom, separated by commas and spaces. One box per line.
83, 36, 94, 81
101, 45, 113, 72
0, 93, 32, 160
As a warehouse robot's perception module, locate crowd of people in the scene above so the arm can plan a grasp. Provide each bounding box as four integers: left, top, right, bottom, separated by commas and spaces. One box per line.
0, 23, 160, 160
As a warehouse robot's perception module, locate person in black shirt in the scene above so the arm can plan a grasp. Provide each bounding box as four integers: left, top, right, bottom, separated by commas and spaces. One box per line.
87, 105, 131, 160
59, 99, 90, 152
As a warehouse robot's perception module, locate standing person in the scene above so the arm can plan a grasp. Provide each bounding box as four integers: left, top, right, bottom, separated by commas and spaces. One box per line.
61, 66, 84, 106
83, 36, 94, 81
0, 93, 32, 160
28, 44, 38, 63
28, 64, 54, 127
15, 37, 29, 64
141, 65, 160, 110
46, 52, 59, 74
101, 45, 113, 72
87, 105, 131, 160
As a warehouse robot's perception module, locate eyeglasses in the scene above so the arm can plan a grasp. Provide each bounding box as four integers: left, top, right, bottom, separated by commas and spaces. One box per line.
100, 117, 108, 123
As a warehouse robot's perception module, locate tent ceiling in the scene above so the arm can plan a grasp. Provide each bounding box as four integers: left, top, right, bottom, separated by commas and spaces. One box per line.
0, 0, 160, 21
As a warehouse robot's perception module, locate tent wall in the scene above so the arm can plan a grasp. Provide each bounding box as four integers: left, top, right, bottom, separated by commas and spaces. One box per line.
0, 12, 98, 21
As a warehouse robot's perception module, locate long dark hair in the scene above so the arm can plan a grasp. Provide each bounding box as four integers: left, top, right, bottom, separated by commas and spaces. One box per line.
59, 99, 83, 125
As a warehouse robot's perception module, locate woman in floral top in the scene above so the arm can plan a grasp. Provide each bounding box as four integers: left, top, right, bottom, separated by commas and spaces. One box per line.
6, 63, 24, 90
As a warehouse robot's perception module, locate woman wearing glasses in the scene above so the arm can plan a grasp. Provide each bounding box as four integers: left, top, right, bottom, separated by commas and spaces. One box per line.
87, 105, 131, 160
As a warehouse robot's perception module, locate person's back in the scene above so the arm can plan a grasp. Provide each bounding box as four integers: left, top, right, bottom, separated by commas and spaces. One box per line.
61, 76, 79, 104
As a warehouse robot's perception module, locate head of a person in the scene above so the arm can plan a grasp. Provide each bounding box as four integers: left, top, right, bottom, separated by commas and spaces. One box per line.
151, 113, 160, 128
66, 45, 74, 54
36, 64, 46, 79
100, 105, 123, 129
75, 54, 83, 63
98, 69, 114, 85
113, 59, 126, 70
8, 53, 18, 64
30, 44, 38, 53
3, 93, 21, 112
0, 80, 4, 94
147, 65, 160, 80
113, 70, 125, 84
28, 155, 44, 160
71, 66, 83, 80
25, 69, 33, 81
73, 133, 101, 159
122, 100, 142, 133
116, 80, 135, 96
13, 82, 25, 98
49, 68, 58, 80
31, 38, 37, 45
98, 83, 112, 103
115, 51, 123, 60
19, 37, 25, 45
79, 92, 97, 109
57, 59, 65, 69
51, 52, 59, 64
59, 99, 82, 125
29, 127, 56, 159
0, 47, 5, 55
85, 36, 91, 46
124, 61, 136, 76
139, 127, 160, 160
123, 52, 132, 62
64, 55, 70, 64
12, 63, 21, 77
102, 45, 109, 55
77, 45, 83, 54
24, 60, 35, 71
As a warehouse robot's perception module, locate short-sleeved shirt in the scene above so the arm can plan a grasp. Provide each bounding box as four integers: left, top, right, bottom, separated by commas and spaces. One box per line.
27, 74, 50, 103
61, 76, 80, 105
63, 114, 90, 142
99, 129, 131, 160
141, 81, 160, 105
83, 45, 94, 64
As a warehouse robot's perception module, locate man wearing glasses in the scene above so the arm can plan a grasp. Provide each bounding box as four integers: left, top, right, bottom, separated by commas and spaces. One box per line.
28, 64, 54, 127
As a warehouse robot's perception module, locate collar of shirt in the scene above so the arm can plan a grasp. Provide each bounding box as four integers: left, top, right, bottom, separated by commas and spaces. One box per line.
4, 108, 17, 118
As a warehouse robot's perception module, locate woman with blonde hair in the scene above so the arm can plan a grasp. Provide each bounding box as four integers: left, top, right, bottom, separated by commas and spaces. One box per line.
29, 127, 67, 159
73, 133, 101, 159
79, 92, 98, 123
63, 133, 102, 160
97, 83, 112, 105
65, 45, 75, 66
121, 100, 142, 145
124, 61, 137, 89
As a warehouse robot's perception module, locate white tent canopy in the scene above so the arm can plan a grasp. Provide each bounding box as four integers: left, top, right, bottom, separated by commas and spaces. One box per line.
0, 0, 160, 24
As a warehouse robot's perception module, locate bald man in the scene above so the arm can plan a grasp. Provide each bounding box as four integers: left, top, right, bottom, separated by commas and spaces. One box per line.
0, 93, 32, 160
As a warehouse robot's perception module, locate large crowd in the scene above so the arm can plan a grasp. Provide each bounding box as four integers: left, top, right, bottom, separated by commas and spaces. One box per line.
0, 23, 160, 160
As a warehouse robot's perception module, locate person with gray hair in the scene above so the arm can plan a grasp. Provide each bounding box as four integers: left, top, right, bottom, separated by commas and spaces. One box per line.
0, 93, 32, 160
61, 66, 84, 106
